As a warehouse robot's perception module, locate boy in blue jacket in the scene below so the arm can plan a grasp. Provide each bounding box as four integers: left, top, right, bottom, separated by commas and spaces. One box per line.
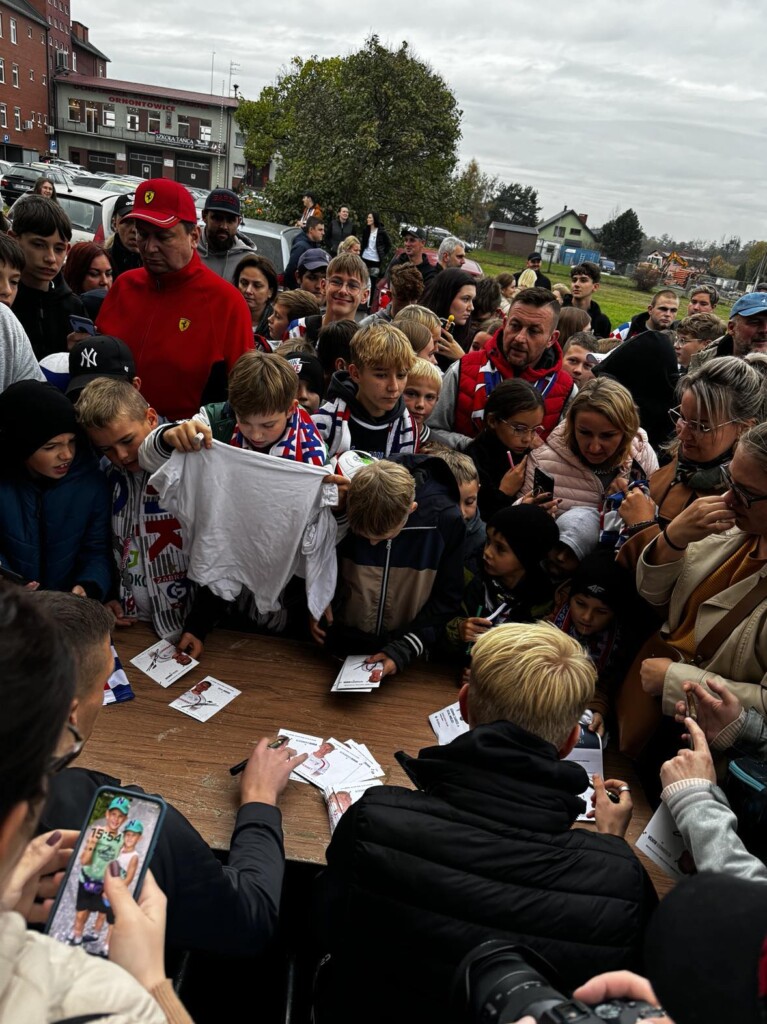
0, 380, 110, 597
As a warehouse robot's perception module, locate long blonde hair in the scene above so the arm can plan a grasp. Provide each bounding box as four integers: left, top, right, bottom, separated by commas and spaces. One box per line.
563, 377, 640, 468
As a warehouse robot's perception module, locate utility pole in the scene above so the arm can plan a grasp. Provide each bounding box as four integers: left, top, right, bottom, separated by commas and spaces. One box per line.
228, 60, 240, 98
209, 51, 216, 94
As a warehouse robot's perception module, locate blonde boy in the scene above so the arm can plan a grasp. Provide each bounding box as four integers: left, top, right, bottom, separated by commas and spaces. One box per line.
76, 378, 193, 639
403, 357, 441, 441
310, 457, 465, 678
313, 321, 419, 458
436, 448, 486, 573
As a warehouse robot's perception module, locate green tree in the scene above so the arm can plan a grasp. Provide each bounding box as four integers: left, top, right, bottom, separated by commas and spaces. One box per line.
487, 182, 540, 227
709, 255, 737, 279
235, 36, 462, 229
597, 209, 645, 263
448, 159, 498, 244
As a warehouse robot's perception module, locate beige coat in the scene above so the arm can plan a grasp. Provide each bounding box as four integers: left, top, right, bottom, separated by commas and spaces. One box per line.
637, 531, 767, 717
521, 422, 659, 512
0, 911, 166, 1024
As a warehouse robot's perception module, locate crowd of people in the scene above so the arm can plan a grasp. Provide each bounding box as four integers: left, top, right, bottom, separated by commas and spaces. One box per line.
1, 175, 767, 1022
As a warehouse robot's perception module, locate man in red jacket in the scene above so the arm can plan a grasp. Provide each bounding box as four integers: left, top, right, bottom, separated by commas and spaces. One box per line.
429, 286, 574, 449
96, 179, 253, 421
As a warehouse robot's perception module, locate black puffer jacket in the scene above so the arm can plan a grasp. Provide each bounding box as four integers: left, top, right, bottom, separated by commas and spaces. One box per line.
315, 720, 656, 1023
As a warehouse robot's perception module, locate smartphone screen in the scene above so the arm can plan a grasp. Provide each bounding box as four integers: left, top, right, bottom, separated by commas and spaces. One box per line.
45, 786, 166, 956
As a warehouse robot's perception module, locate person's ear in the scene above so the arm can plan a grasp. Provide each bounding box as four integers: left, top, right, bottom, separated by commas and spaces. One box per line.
68, 698, 80, 731
458, 681, 470, 725
557, 722, 581, 760
548, 328, 559, 348
132, 376, 142, 392
146, 406, 158, 429
409, 501, 418, 515
348, 362, 362, 384
334, 357, 347, 372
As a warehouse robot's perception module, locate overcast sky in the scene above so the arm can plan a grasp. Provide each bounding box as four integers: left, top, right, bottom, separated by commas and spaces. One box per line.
81, 0, 762, 243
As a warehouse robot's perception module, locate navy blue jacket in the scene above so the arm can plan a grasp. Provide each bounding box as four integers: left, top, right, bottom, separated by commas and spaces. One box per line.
0, 451, 112, 598
283, 230, 314, 289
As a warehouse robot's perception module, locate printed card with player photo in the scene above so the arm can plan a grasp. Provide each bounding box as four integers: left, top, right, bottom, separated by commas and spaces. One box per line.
331, 656, 385, 693
277, 728, 324, 784
169, 676, 240, 722
324, 779, 383, 835
292, 736, 367, 789
130, 638, 199, 688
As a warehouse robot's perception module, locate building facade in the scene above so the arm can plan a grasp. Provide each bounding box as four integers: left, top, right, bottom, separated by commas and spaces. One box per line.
537, 208, 599, 250
485, 221, 539, 257
0, 1, 51, 162
53, 74, 246, 188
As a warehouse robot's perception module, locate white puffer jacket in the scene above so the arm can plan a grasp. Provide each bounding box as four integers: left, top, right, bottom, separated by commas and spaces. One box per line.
521, 422, 659, 513
0, 911, 165, 1024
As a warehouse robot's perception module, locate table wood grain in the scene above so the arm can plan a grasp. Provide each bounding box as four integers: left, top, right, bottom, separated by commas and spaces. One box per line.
78, 623, 672, 896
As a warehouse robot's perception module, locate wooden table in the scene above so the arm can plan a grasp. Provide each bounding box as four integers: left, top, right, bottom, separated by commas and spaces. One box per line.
80, 623, 672, 895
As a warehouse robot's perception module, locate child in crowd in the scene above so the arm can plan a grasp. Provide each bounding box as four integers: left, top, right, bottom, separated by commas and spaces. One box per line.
140, 352, 328, 647
313, 321, 421, 458
562, 331, 600, 385
282, 350, 325, 414
316, 319, 358, 392
437, 448, 486, 574
267, 289, 321, 345
674, 312, 727, 371
289, 254, 370, 345
9, 196, 85, 359
0, 380, 111, 598
0, 233, 25, 308
470, 317, 503, 352
542, 506, 600, 583
403, 357, 441, 444
309, 456, 465, 677
446, 504, 558, 659
549, 551, 638, 737
75, 378, 194, 640
465, 379, 545, 520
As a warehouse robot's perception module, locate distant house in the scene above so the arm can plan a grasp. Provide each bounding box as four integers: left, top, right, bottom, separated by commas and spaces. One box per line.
537, 209, 599, 250
485, 221, 539, 257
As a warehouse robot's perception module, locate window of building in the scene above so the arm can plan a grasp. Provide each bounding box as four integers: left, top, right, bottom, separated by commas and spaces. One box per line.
37, 112, 42, 125
165, 111, 172, 129
98, 63, 104, 77
148, 114, 160, 133
0, 59, 5, 84
0, 15, 3, 37
102, 105, 115, 127
27, 27, 32, 38
55, 50, 68, 70
41, 32, 45, 44
233, 162, 245, 178
42, 73, 46, 85
177, 116, 190, 139
13, 107, 21, 131
234, 131, 245, 148
199, 118, 212, 143
10, 18, 16, 44
126, 113, 140, 131
569, 228, 582, 237
11, 64, 19, 88
553, 226, 565, 238
72, 51, 76, 72
29, 69, 34, 81
68, 97, 80, 121
0, 105, 6, 129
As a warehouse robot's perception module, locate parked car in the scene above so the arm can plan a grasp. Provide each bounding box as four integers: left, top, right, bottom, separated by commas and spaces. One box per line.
53, 187, 125, 243
371, 247, 484, 312
237, 218, 301, 279
1, 162, 74, 205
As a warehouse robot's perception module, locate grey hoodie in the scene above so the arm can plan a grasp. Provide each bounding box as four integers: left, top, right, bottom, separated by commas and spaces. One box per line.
196, 230, 254, 283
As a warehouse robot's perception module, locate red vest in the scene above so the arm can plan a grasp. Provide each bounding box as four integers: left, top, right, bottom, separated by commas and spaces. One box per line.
455, 331, 573, 439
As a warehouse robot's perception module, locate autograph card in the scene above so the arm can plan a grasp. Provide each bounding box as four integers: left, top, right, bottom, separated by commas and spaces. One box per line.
169, 676, 240, 722
130, 639, 198, 688
332, 656, 384, 693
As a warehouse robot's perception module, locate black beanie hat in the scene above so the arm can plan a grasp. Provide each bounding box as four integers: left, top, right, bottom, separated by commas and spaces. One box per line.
284, 350, 326, 401
569, 551, 631, 616
487, 505, 559, 574
645, 873, 767, 1024
0, 380, 78, 465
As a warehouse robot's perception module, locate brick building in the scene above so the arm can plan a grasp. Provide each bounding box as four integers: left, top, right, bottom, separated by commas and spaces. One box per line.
53, 75, 246, 189
70, 21, 108, 78
0, 1, 51, 161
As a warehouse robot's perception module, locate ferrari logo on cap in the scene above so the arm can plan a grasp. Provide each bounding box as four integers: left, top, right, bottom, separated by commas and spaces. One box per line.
179, 318, 191, 332
144, 190, 155, 204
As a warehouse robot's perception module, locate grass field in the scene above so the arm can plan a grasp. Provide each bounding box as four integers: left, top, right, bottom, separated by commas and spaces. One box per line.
472, 249, 732, 330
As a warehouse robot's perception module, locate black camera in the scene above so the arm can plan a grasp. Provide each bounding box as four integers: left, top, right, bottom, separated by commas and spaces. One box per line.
454, 941, 665, 1022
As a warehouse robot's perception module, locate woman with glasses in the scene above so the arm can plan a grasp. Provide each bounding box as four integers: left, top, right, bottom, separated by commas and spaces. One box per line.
465, 379, 545, 520
520, 376, 658, 516
0, 586, 191, 1023
637, 420, 767, 724
619, 357, 765, 566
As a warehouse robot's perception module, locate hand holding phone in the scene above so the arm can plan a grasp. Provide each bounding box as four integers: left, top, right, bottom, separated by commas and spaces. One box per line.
68, 315, 97, 336
532, 466, 555, 497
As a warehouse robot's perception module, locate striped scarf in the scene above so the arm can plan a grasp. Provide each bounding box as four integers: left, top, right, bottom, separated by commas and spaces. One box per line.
230, 404, 328, 466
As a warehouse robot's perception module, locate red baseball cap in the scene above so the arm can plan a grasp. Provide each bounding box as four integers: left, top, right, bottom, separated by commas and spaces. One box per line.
125, 178, 197, 228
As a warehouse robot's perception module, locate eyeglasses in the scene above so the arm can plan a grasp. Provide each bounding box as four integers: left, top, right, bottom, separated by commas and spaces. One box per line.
327, 277, 363, 293
722, 466, 767, 509
47, 722, 83, 774
669, 407, 737, 435
497, 419, 544, 438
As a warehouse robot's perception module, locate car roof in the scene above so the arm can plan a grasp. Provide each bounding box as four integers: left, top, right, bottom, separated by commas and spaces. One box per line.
240, 218, 298, 237
57, 185, 123, 201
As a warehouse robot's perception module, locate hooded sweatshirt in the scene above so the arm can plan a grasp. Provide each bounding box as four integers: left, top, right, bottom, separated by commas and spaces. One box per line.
196, 231, 254, 284
13, 277, 85, 360
312, 370, 419, 458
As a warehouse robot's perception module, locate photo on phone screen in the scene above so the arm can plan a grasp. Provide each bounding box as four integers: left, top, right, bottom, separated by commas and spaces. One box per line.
532, 467, 555, 497
45, 786, 166, 957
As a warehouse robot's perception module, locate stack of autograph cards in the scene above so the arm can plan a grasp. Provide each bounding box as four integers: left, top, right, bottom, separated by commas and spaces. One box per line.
130, 638, 199, 688
331, 655, 384, 693
278, 728, 384, 833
